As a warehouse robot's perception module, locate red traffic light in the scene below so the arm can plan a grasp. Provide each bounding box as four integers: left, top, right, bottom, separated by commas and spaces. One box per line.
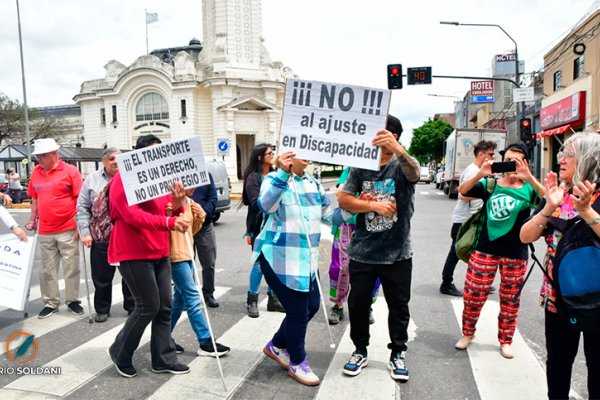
390, 67, 400, 75
521, 119, 530, 127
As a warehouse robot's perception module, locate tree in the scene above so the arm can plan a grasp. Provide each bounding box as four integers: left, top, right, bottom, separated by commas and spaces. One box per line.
0, 94, 68, 146
408, 118, 453, 164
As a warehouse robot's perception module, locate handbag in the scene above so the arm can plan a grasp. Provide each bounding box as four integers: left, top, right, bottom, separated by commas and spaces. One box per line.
455, 177, 495, 263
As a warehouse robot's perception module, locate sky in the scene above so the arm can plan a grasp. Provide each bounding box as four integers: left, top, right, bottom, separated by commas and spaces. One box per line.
0, 0, 598, 147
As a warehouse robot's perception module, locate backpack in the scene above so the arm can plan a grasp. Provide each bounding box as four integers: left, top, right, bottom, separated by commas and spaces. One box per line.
90, 183, 112, 243
455, 177, 496, 263
549, 197, 600, 332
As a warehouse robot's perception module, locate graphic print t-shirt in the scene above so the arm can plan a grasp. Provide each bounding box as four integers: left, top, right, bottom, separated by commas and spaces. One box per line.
343, 158, 416, 264
466, 180, 538, 260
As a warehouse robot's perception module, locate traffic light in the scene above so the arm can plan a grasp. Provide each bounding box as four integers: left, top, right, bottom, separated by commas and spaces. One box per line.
519, 118, 532, 142
387, 64, 402, 90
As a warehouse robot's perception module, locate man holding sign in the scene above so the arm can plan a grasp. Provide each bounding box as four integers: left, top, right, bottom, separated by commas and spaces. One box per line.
337, 116, 420, 382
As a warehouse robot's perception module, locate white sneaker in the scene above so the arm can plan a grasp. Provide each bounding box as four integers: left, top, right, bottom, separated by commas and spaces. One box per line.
455, 335, 475, 350
288, 359, 320, 386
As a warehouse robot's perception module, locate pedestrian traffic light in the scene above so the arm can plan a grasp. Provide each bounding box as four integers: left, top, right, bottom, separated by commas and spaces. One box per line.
519, 118, 532, 141
387, 64, 402, 90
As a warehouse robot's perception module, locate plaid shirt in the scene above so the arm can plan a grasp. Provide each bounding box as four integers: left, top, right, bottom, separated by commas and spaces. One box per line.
251, 169, 340, 292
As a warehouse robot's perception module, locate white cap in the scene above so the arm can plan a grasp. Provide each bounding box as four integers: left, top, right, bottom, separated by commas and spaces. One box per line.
31, 138, 60, 155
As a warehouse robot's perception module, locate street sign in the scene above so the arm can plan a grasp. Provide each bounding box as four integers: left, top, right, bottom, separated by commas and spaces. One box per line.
217, 139, 229, 156
513, 87, 535, 102
470, 80, 494, 103
407, 67, 432, 85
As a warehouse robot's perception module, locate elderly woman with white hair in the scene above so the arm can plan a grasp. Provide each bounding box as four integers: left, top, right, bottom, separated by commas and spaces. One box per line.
520, 132, 600, 400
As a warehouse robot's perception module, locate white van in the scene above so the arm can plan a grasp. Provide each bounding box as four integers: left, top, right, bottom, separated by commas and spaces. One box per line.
206, 159, 231, 222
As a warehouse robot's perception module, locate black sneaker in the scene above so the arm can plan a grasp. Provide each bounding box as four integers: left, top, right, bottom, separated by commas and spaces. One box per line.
439, 283, 462, 297
38, 306, 58, 319
152, 362, 190, 375
328, 306, 344, 325
342, 351, 368, 376
94, 313, 110, 323
204, 295, 219, 308
107, 348, 137, 378
388, 351, 409, 381
68, 302, 84, 315
198, 341, 231, 357
175, 342, 184, 354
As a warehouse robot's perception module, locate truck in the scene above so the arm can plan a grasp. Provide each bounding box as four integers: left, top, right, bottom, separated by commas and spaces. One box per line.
443, 128, 507, 199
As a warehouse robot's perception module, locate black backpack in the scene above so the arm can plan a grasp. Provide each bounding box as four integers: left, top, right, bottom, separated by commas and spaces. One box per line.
549, 197, 600, 332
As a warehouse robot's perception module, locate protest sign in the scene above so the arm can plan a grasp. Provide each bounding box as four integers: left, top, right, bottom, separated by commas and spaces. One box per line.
116, 137, 210, 206
279, 79, 391, 171
0, 234, 36, 311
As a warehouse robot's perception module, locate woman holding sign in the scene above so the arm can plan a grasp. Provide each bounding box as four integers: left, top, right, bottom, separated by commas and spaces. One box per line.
254, 150, 344, 386
0, 193, 27, 241
107, 134, 191, 378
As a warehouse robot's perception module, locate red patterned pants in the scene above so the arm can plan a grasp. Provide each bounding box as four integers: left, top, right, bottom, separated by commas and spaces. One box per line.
462, 250, 528, 344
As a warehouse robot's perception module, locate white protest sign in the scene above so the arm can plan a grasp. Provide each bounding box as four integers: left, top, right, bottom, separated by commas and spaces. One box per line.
279, 79, 391, 171
0, 234, 36, 311
116, 137, 210, 206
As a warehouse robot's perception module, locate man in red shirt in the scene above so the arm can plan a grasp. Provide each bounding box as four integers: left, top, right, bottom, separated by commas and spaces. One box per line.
25, 138, 84, 319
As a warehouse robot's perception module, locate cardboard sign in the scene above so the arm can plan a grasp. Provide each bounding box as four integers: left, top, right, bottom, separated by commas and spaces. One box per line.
116, 137, 210, 206
279, 79, 391, 171
0, 234, 36, 311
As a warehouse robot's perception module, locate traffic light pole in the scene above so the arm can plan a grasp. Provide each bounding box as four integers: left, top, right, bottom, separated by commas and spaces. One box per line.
425, 74, 520, 88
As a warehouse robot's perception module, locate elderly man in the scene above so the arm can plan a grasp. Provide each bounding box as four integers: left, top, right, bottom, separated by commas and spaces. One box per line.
25, 138, 84, 319
77, 147, 134, 322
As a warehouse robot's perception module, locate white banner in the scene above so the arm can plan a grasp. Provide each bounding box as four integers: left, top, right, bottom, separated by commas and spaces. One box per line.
279, 79, 391, 171
0, 234, 36, 311
116, 137, 210, 206
513, 87, 535, 103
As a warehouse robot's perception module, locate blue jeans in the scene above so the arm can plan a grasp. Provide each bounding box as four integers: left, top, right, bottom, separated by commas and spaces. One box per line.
259, 254, 320, 365
171, 261, 211, 343
249, 260, 273, 295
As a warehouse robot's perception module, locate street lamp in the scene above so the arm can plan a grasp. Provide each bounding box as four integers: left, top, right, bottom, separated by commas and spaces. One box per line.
440, 21, 519, 90
427, 94, 462, 101
15, 0, 32, 173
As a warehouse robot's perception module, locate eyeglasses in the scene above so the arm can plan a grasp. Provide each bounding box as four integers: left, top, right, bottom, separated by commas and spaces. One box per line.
557, 150, 575, 160
264, 151, 274, 157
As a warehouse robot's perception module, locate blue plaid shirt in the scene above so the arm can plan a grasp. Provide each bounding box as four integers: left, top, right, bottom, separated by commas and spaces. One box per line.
251, 169, 341, 292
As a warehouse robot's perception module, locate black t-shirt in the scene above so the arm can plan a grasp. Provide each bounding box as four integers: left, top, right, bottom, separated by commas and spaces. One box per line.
466, 179, 538, 260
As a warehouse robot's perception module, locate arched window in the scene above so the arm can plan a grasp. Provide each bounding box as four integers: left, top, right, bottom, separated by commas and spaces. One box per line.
136, 93, 169, 121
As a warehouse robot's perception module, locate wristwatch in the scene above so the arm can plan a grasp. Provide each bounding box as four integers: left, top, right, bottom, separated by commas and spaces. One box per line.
10, 224, 19, 230
588, 216, 600, 226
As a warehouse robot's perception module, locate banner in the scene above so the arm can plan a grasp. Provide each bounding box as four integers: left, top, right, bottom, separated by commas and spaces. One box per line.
0, 234, 36, 311
279, 79, 390, 171
116, 137, 210, 206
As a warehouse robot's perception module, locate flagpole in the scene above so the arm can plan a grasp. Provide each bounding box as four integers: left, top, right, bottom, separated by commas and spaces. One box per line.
145, 9, 149, 54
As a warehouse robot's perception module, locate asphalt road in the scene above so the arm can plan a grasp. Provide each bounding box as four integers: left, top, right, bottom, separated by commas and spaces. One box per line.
0, 183, 591, 399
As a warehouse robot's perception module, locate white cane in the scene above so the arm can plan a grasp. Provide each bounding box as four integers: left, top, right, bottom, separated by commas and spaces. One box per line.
182, 222, 227, 392
80, 241, 94, 324
290, 176, 336, 349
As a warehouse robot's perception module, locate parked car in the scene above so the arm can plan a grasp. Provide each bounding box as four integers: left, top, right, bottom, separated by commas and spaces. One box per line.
419, 166, 432, 184
206, 159, 231, 223
435, 169, 445, 190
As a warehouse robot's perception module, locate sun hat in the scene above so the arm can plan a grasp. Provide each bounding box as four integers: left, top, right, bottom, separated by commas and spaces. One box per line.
31, 138, 60, 155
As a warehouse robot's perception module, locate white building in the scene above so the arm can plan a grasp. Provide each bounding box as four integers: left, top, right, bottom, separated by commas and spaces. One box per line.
74, 0, 294, 180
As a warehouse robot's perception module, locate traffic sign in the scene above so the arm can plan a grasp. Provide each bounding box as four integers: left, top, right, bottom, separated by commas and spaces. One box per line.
407, 67, 432, 85
217, 139, 229, 156
513, 87, 535, 102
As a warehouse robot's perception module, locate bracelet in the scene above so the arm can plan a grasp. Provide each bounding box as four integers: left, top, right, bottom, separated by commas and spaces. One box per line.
10, 224, 19, 230
534, 223, 546, 230
166, 217, 172, 231
539, 212, 551, 218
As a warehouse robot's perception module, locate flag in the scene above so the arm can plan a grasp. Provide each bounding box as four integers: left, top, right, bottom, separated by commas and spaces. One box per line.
146, 12, 158, 24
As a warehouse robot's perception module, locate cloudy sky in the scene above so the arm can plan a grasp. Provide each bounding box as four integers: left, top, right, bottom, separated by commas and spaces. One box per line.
0, 0, 597, 146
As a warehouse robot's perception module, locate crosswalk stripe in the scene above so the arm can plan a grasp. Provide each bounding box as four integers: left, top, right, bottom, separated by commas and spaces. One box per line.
436, 192, 445, 196
0, 283, 123, 357
0, 279, 68, 313
0, 286, 231, 398
149, 298, 285, 399
315, 298, 399, 399
450, 298, 547, 400
420, 192, 430, 195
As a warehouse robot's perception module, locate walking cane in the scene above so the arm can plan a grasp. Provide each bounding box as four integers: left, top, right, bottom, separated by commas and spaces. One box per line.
80, 241, 94, 324
290, 176, 336, 349
182, 217, 228, 392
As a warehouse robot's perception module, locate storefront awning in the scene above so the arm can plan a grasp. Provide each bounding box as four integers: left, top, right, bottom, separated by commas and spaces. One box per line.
536, 124, 571, 139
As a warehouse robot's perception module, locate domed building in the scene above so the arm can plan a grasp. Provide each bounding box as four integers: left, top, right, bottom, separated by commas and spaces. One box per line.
74, 0, 295, 180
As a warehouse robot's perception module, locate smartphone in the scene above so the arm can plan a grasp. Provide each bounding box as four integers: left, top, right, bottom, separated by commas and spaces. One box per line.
491, 161, 516, 173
